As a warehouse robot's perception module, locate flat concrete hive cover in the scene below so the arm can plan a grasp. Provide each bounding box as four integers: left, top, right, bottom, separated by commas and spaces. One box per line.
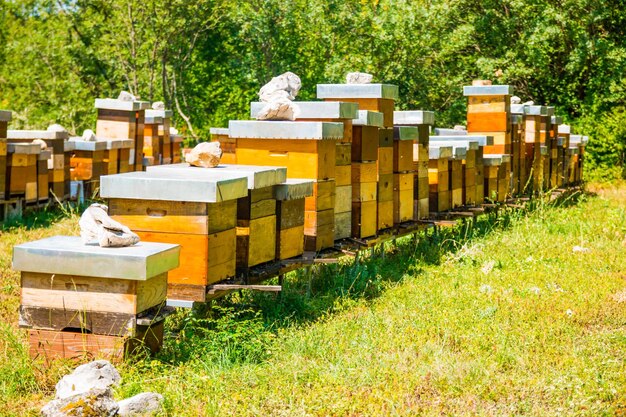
7, 143, 41, 154
100, 171, 249, 203
525, 105, 548, 116
147, 163, 287, 190
228, 121, 343, 140
250, 101, 359, 120
145, 109, 173, 119
393, 126, 418, 141
273, 179, 314, 201
13, 236, 180, 280
428, 145, 453, 159
95, 98, 150, 111
430, 140, 479, 151
352, 110, 384, 127
69, 138, 107, 151
431, 135, 494, 146
209, 127, 229, 136
511, 104, 525, 115
433, 128, 467, 136
551, 116, 563, 125
7, 130, 69, 140
393, 110, 435, 126
463, 85, 513, 96
316, 84, 399, 100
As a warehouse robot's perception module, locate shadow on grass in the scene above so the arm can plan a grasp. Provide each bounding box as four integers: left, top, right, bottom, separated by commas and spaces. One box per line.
156, 189, 588, 366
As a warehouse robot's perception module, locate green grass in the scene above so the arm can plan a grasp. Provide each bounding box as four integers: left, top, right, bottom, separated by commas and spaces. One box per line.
1, 185, 626, 416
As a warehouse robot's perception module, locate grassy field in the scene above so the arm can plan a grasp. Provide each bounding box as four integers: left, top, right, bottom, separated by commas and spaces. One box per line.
1, 184, 626, 416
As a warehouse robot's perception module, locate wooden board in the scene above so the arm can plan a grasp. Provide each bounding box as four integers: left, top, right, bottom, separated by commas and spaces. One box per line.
28, 322, 163, 362
336, 143, 352, 166
236, 138, 336, 181
393, 173, 413, 223
305, 180, 336, 211
377, 173, 393, 201
109, 199, 237, 235
352, 125, 379, 162
238, 188, 276, 221
377, 200, 393, 230
21, 272, 166, 315
393, 140, 413, 172
277, 225, 305, 260
352, 201, 377, 238
136, 229, 235, 287
276, 198, 305, 230
467, 112, 509, 132
352, 162, 378, 183
304, 209, 334, 251
335, 165, 351, 186
237, 215, 276, 268
378, 147, 393, 175
334, 211, 352, 240
335, 185, 352, 213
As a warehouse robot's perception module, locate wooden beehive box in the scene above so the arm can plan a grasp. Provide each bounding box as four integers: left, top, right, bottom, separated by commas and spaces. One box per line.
523, 105, 549, 193
6, 143, 41, 203
230, 120, 342, 251
317, 83, 399, 127
69, 139, 107, 198
510, 114, 523, 196
350, 111, 383, 236
483, 155, 502, 202
14, 236, 179, 361
558, 124, 571, 186
549, 115, 562, 188
95, 98, 150, 172
464, 84, 513, 156
101, 170, 248, 303
209, 128, 236, 164
251, 101, 360, 240
273, 179, 314, 259
0, 111, 9, 201
36, 149, 51, 203
392, 126, 417, 223
7, 129, 69, 201
395, 111, 435, 220
143, 111, 163, 168
146, 108, 173, 165
171, 133, 183, 163
428, 145, 453, 213
378, 127, 394, 230
148, 163, 287, 272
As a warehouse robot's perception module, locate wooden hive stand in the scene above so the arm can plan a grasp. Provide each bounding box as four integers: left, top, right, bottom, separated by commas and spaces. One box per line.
148, 163, 288, 277
393, 110, 435, 220
229, 120, 342, 252
95, 98, 150, 172
13, 236, 179, 362
102, 169, 248, 304
252, 101, 360, 241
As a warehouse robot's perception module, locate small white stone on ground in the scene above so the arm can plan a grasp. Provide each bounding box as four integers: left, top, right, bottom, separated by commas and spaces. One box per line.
55, 360, 121, 400
118, 392, 164, 416
43, 388, 118, 417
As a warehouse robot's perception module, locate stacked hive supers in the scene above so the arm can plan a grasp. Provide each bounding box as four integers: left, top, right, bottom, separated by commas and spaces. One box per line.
14, 236, 179, 361
393, 111, 434, 220
550, 115, 563, 188
147, 163, 288, 273
209, 128, 235, 164
273, 179, 314, 259
392, 127, 417, 221
0, 111, 9, 201
317, 83, 399, 235
349, 111, 382, 238
6, 143, 41, 203
427, 145, 453, 212
522, 105, 548, 193
69, 139, 107, 198
464, 84, 513, 202
101, 170, 249, 303
251, 101, 359, 240
229, 120, 342, 252
145, 108, 173, 165
7, 130, 69, 200
95, 98, 150, 172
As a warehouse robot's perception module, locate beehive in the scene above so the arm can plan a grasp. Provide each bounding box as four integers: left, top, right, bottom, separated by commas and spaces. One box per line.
428, 145, 453, 212
209, 128, 236, 164
393, 110, 435, 220
430, 139, 480, 206
101, 170, 248, 302
229, 120, 342, 251
14, 236, 179, 361
317, 83, 399, 127
273, 179, 314, 259
171, 132, 183, 163
550, 115, 563, 188
464, 84, 513, 155
392, 126, 417, 223
6, 143, 41, 203
7, 129, 69, 200
146, 108, 173, 166
95, 98, 150, 172
523, 105, 548, 193
69, 139, 107, 198
143, 111, 163, 168
350, 111, 382, 237
251, 102, 360, 240
510, 114, 523, 195
0, 111, 9, 201
148, 163, 287, 272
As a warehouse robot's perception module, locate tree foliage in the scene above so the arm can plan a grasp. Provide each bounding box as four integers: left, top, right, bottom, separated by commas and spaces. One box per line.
0, 0, 625, 177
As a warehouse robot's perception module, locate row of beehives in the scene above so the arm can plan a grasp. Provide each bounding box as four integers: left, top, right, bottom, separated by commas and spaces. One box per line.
0, 99, 183, 209
13, 81, 588, 362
